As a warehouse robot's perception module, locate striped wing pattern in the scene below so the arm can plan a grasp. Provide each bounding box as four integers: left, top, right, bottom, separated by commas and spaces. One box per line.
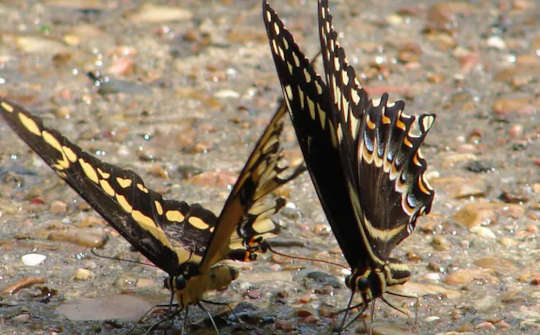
0, 95, 302, 306
263, 0, 435, 304
317, 0, 435, 261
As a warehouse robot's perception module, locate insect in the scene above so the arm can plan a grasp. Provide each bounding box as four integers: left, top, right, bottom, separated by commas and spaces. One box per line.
263, 0, 435, 330
0, 96, 304, 326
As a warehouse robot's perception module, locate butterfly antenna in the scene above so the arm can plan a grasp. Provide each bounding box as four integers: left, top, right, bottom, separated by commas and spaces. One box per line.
265, 243, 348, 269
334, 291, 355, 333
198, 302, 220, 335
90, 248, 154, 267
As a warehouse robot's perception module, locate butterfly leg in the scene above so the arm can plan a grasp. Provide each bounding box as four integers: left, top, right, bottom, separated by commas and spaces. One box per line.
198, 302, 220, 335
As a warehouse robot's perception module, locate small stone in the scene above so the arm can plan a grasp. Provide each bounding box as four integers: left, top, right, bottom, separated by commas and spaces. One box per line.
0, 276, 46, 295
73, 268, 93, 281
493, 97, 530, 116
313, 224, 331, 236
136, 278, 155, 288
431, 235, 450, 251
475, 321, 496, 330
50, 200, 68, 214
128, 4, 192, 23
48, 229, 106, 248
432, 176, 487, 198
470, 226, 496, 239
275, 320, 294, 331
453, 202, 497, 228
444, 267, 494, 286
508, 124, 523, 139
21, 253, 46, 266
188, 171, 236, 188
486, 36, 506, 49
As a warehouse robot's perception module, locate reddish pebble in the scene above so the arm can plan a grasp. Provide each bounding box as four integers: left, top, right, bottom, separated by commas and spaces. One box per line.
50, 200, 67, 214
508, 124, 523, 139
275, 320, 294, 331
495, 320, 511, 329
475, 321, 496, 330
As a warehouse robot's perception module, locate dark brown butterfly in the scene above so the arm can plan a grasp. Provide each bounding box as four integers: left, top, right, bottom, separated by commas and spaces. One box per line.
0, 97, 303, 315
263, 0, 435, 329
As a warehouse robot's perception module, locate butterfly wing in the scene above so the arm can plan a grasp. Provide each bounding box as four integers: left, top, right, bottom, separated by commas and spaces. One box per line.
263, 1, 375, 271
199, 98, 305, 272
317, 0, 435, 261
0, 98, 213, 276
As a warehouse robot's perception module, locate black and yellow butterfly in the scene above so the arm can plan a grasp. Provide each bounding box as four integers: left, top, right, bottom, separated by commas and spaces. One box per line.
263, 0, 435, 327
0, 96, 303, 314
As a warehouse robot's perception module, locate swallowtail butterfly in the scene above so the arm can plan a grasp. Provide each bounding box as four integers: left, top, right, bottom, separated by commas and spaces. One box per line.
263, 0, 435, 326
0, 96, 303, 312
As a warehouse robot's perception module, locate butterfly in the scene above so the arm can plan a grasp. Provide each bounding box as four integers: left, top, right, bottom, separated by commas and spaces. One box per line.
263, 0, 435, 328
0, 96, 304, 318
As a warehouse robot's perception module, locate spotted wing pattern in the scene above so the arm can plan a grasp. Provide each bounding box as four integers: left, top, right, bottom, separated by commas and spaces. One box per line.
200, 100, 305, 272
263, 0, 435, 298
0, 95, 303, 300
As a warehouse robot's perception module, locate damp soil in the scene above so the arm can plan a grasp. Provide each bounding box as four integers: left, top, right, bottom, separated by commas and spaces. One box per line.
0, 1, 538, 335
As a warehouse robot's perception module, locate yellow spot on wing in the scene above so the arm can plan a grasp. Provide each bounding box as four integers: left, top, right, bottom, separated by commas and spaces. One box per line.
78, 158, 99, 183
116, 194, 132, 213
116, 177, 132, 188
99, 179, 115, 197
154, 201, 163, 215
63, 146, 77, 163
1, 101, 14, 113
166, 210, 184, 222
137, 183, 148, 193
97, 168, 110, 179
132, 210, 156, 230
18, 113, 41, 136
42, 131, 62, 153
188, 216, 209, 230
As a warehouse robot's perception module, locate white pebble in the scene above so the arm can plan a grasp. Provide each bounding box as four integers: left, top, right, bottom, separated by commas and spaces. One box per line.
21, 253, 46, 266
470, 226, 496, 239
486, 36, 506, 49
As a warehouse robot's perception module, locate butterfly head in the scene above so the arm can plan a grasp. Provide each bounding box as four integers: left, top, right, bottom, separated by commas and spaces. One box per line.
345, 260, 410, 302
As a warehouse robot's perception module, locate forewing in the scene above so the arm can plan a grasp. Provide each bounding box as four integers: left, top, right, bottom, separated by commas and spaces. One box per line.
0, 98, 214, 276
263, 1, 377, 270
318, 0, 370, 148
199, 98, 305, 272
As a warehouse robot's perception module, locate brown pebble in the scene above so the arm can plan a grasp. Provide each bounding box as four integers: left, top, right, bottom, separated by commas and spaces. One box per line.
136, 278, 155, 288
0, 276, 46, 295
432, 176, 487, 198
313, 224, 331, 236
48, 229, 106, 248
245, 289, 261, 300
188, 171, 236, 188
493, 97, 530, 116
73, 268, 93, 281
474, 257, 517, 274
431, 235, 450, 251
444, 268, 494, 286
50, 200, 68, 214
407, 250, 421, 262
475, 321, 496, 330
275, 320, 294, 331
296, 309, 313, 317
149, 165, 168, 179
508, 124, 523, 139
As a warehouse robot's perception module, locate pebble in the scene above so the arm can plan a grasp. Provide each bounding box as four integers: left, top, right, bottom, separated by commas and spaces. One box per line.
21, 253, 46, 266
486, 36, 506, 49
431, 235, 450, 251
470, 226, 496, 239
128, 4, 193, 23
432, 176, 487, 198
48, 229, 106, 248
50, 200, 68, 214
0, 276, 46, 295
444, 267, 495, 286
188, 170, 236, 188
73, 268, 93, 281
